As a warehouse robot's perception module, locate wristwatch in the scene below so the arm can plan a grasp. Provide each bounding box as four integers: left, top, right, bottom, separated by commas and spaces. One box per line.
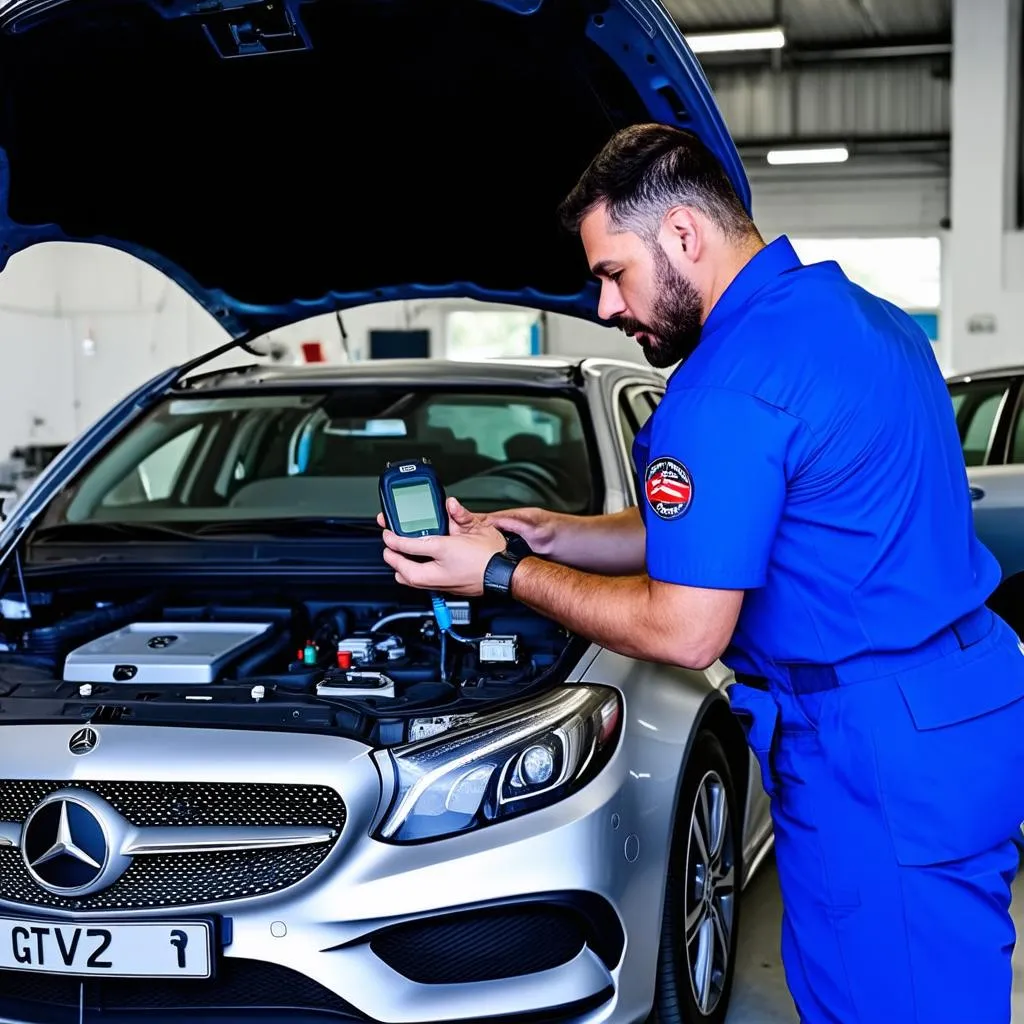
479, 536, 528, 593
483, 550, 524, 594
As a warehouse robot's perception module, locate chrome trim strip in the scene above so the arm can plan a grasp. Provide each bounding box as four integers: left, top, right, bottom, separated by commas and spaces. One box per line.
121, 825, 336, 856
0, 822, 19, 848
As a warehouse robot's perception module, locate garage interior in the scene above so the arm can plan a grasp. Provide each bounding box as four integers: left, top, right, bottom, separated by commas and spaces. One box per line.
0, 0, 988, 489
0, 0, 1022, 1021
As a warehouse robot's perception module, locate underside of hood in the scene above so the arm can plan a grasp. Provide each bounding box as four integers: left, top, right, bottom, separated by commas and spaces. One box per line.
0, 0, 749, 338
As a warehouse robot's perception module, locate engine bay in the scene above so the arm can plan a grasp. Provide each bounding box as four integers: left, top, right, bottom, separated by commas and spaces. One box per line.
0, 581, 581, 744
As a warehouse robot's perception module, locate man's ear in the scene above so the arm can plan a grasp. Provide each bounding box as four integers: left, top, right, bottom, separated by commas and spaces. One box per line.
663, 206, 702, 264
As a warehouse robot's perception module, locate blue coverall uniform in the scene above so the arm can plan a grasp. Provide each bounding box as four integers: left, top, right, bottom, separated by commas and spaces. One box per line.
632, 235, 1024, 1023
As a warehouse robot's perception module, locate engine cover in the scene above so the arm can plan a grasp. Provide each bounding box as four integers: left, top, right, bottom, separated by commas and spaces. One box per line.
62, 621, 274, 685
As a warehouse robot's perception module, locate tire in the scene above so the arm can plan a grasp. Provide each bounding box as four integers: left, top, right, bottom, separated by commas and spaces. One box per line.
646, 730, 743, 1024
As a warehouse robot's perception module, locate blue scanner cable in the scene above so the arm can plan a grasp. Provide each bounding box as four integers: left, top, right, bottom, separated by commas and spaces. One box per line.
431, 594, 476, 646
431, 593, 480, 684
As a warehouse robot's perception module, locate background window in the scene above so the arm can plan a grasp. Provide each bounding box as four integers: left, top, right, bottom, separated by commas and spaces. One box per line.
787, 236, 941, 312
445, 311, 541, 360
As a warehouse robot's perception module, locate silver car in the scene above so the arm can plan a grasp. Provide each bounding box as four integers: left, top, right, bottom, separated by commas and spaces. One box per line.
0, 0, 775, 1020
0, 356, 773, 1024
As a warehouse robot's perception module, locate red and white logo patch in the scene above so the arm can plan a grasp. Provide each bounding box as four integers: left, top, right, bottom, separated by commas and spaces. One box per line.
645, 457, 693, 520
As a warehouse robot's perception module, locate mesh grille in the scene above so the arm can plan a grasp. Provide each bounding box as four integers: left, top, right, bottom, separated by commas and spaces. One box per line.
0, 958, 365, 1017
0, 779, 344, 828
0, 780, 345, 911
0, 843, 333, 910
370, 906, 586, 984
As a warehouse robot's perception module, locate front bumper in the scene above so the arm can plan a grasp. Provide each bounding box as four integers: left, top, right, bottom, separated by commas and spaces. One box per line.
0, 697, 682, 1024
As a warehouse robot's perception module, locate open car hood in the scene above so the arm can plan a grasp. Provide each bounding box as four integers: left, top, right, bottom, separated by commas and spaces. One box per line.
0, 0, 749, 338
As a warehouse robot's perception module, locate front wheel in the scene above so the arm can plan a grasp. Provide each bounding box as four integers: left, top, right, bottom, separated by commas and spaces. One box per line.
647, 730, 742, 1024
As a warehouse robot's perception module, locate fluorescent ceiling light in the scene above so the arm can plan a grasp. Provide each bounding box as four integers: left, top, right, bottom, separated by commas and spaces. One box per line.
766, 146, 850, 166
685, 26, 786, 54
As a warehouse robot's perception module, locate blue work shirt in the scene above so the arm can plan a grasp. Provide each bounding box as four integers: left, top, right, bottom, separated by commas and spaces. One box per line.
632, 235, 1001, 681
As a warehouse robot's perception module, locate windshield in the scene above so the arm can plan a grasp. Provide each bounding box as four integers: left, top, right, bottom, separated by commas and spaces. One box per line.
38, 387, 598, 530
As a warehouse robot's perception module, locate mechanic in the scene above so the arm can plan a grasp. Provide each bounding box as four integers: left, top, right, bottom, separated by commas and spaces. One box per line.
380, 123, 1024, 1023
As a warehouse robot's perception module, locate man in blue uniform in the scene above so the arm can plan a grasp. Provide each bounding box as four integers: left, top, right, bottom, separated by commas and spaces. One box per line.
380, 123, 1024, 1022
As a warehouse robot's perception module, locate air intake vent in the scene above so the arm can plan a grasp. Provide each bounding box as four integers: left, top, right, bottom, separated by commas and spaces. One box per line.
370, 905, 587, 984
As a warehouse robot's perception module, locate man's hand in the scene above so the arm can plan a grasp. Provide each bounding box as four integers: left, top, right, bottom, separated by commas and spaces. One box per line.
446, 499, 558, 555
380, 509, 507, 596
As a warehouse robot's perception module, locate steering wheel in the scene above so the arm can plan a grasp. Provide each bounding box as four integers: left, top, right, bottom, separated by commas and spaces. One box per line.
471, 461, 564, 497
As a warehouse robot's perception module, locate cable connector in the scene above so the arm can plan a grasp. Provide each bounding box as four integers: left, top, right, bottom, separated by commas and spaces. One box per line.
431, 594, 452, 632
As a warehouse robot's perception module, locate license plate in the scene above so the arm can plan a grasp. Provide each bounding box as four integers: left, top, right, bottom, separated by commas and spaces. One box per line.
0, 916, 212, 978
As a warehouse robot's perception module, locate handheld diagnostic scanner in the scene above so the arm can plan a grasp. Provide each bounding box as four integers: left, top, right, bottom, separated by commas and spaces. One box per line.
379, 458, 449, 539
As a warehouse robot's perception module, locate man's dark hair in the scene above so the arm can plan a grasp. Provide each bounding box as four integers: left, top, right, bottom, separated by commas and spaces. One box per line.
558, 123, 755, 243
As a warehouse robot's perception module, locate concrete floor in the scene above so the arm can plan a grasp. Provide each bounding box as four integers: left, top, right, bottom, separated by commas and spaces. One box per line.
726, 851, 1024, 1023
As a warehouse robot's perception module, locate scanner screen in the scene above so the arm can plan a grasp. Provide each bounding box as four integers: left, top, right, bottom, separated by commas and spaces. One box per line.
393, 481, 440, 533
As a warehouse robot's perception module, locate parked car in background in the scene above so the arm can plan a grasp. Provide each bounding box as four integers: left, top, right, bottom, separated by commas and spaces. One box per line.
0, 0, 773, 1021
946, 367, 1024, 633
947, 366, 1024, 572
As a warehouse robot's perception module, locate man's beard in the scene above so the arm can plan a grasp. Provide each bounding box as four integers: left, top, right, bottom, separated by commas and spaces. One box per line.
616, 246, 704, 370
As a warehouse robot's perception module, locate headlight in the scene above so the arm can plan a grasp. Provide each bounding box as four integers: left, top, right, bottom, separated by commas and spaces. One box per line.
376, 685, 622, 843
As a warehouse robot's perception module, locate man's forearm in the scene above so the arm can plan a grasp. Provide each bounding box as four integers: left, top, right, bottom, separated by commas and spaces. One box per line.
509, 556, 720, 670
548, 507, 646, 575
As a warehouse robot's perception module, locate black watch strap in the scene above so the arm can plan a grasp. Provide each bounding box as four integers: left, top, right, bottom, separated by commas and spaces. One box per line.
483, 550, 524, 595
500, 530, 533, 559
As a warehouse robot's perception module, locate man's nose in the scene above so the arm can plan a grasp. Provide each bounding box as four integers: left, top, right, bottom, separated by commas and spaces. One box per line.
597, 282, 626, 322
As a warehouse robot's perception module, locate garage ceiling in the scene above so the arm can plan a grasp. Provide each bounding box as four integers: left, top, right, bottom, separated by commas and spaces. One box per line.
660, 0, 953, 160
665, 0, 951, 48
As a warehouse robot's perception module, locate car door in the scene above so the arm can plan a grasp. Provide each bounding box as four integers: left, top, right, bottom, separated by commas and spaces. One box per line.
948, 374, 1024, 576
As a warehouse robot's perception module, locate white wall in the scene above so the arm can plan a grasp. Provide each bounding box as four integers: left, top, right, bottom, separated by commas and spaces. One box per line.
0, 242, 229, 452
940, 0, 1024, 375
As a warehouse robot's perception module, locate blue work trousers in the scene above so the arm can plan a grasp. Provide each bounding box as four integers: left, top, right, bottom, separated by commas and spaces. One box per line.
731, 609, 1024, 1023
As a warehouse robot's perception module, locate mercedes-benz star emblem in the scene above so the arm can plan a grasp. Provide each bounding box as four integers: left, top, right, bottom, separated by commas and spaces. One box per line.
21, 790, 132, 896
69, 728, 98, 755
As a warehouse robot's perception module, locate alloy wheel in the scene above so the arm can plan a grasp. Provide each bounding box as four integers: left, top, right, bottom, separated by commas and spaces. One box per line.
683, 769, 736, 1016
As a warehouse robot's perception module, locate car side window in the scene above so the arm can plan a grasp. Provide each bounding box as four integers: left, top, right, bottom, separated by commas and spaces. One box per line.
617, 385, 664, 507
1008, 399, 1024, 464
949, 381, 1010, 467
617, 385, 662, 452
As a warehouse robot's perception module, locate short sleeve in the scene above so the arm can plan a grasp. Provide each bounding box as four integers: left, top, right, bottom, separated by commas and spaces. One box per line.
642, 388, 797, 590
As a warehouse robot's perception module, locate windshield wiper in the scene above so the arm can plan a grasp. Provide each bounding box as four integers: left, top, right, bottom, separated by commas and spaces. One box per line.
192, 517, 382, 538
30, 521, 202, 543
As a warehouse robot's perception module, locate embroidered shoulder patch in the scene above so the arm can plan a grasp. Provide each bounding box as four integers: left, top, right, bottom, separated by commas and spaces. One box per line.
645, 456, 693, 520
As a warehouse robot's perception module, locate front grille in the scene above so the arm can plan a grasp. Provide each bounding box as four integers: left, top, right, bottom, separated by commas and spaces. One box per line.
0, 779, 344, 828
0, 958, 366, 1018
0, 780, 345, 911
370, 906, 587, 984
